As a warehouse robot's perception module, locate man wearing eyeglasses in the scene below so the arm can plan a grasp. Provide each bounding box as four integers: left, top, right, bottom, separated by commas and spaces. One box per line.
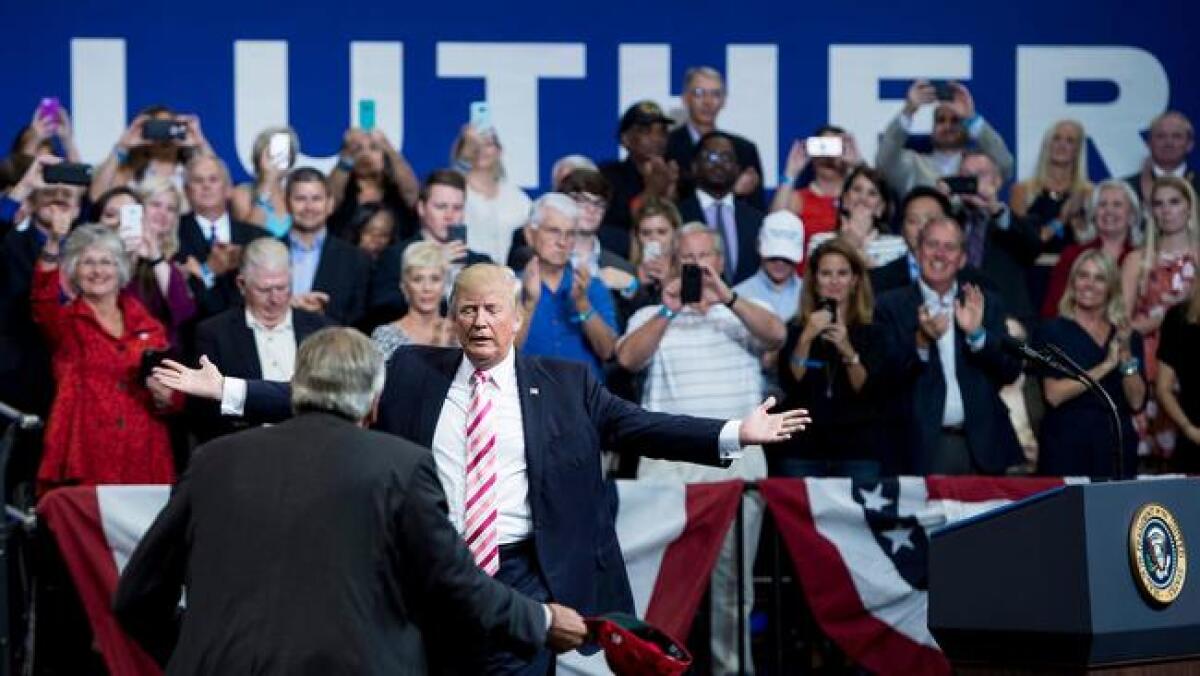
677, 131, 766, 284
667, 66, 767, 211
517, 192, 618, 382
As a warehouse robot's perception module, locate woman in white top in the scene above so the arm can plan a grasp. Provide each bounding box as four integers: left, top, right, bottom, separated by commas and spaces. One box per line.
452, 125, 532, 264
806, 166, 906, 269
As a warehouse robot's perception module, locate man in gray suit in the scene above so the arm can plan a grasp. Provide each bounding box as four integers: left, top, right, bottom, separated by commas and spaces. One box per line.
115, 327, 587, 674
876, 80, 1014, 197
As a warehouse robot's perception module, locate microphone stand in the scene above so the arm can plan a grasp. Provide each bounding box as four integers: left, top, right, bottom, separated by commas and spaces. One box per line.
1041, 343, 1125, 481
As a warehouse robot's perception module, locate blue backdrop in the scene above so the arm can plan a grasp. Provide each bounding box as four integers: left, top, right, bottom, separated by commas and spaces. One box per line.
2, 0, 1196, 192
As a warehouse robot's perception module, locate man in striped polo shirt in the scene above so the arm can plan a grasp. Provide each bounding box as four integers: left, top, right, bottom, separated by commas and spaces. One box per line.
615, 222, 786, 674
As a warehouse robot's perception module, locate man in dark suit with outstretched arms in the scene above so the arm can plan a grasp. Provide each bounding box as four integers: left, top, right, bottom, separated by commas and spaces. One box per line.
151, 264, 809, 674
116, 328, 588, 674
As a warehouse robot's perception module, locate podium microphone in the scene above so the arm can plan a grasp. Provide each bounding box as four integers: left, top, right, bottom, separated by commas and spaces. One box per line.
998, 335, 1072, 376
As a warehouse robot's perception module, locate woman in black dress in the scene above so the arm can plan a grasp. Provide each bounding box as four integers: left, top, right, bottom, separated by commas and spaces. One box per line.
1035, 249, 1147, 477
1155, 283, 1200, 473
772, 238, 885, 481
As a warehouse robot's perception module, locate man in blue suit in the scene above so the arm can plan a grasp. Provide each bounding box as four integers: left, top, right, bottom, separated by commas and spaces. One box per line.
154, 263, 809, 674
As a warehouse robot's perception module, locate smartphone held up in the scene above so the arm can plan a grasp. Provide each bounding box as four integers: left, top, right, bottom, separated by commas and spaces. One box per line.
680, 264, 702, 305
805, 136, 843, 158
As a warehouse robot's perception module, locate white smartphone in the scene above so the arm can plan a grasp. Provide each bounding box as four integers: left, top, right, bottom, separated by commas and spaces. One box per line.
806, 136, 844, 158
643, 241, 662, 260
268, 133, 291, 171
118, 204, 144, 241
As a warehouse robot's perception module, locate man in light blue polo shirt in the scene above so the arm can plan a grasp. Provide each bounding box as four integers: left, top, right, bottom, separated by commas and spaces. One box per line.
517, 193, 618, 381
734, 210, 804, 322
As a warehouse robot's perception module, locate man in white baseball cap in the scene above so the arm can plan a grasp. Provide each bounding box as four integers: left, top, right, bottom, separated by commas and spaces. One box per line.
734, 210, 805, 321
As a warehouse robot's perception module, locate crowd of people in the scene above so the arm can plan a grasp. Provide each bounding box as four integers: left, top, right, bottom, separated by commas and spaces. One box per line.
1, 64, 1198, 671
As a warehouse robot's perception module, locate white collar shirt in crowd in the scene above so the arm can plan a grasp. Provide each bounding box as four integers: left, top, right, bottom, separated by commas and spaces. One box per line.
195, 212, 232, 244
244, 308, 296, 382
625, 302, 768, 482
1153, 162, 1188, 179
431, 347, 532, 545
918, 279, 965, 427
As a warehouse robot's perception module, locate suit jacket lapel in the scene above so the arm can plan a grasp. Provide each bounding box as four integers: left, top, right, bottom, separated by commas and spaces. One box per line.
414, 349, 459, 447
311, 236, 333, 292
230, 314, 263, 380
514, 355, 546, 508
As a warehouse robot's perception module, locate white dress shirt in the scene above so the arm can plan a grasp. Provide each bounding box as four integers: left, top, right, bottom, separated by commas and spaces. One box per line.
246, 308, 297, 382
195, 212, 232, 245
431, 348, 533, 545
916, 280, 986, 427
696, 189, 739, 270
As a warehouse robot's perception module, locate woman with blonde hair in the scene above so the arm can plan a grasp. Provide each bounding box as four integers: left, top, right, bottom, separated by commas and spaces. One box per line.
453, 125, 532, 264
369, 241, 456, 358
1039, 178, 1141, 318
1119, 176, 1200, 382
126, 176, 196, 350
1009, 119, 1093, 249
1035, 250, 1145, 477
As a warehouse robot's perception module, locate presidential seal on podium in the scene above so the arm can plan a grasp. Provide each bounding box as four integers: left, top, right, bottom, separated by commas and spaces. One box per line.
1130, 503, 1187, 606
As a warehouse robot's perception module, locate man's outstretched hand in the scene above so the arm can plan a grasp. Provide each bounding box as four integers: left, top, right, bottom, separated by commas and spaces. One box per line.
739, 396, 811, 445
546, 603, 588, 653
152, 356, 225, 402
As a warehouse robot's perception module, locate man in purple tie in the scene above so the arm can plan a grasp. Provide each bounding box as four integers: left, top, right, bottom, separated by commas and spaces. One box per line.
676, 131, 765, 285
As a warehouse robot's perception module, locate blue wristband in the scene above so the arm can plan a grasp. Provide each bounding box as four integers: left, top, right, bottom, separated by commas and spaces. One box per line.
779, 173, 795, 188
657, 305, 677, 321
113, 145, 129, 164
622, 277, 640, 299
968, 327, 986, 343
573, 308, 595, 324
336, 157, 355, 172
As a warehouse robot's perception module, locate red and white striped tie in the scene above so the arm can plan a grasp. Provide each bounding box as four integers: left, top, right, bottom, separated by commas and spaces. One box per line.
464, 369, 500, 575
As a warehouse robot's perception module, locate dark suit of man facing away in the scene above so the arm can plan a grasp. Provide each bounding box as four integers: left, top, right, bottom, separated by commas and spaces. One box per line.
115, 328, 586, 674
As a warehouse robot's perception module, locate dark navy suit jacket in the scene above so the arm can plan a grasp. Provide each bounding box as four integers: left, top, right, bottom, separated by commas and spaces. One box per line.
875, 283, 1023, 474
244, 346, 730, 616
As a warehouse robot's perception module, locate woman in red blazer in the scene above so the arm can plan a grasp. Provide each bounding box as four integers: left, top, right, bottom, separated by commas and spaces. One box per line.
32, 223, 179, 494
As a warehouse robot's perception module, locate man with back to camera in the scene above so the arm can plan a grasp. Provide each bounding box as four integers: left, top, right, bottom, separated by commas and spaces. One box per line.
876, 79, 1015, 197
677, 131, 765, 284
666, 65, 767, 210
151, 262, 810, 675
874, 217, 1023, 475
115, 327, 589, 673
283, 167, 370, 325
368, 169, 492, 327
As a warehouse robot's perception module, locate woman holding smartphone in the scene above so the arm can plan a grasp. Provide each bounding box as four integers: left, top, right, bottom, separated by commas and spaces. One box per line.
89, 105, 211, 202
773, 238, 885, 480
124, 177, 196, 351
770, 126, 862, 264
231, 126, 299, 237
328, 126, 420, 242
624, 198, 683, 315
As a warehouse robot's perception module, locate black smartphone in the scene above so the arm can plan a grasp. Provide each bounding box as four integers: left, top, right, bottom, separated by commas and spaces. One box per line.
930, 80, 955, 102
944, 175, 978, 195
142, 118, 187, 142
680, 264, 702, 304
138, 349, 168, 383
447, 224, 468, 244
817, 297, 838, 323
43, 162, 94, 186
